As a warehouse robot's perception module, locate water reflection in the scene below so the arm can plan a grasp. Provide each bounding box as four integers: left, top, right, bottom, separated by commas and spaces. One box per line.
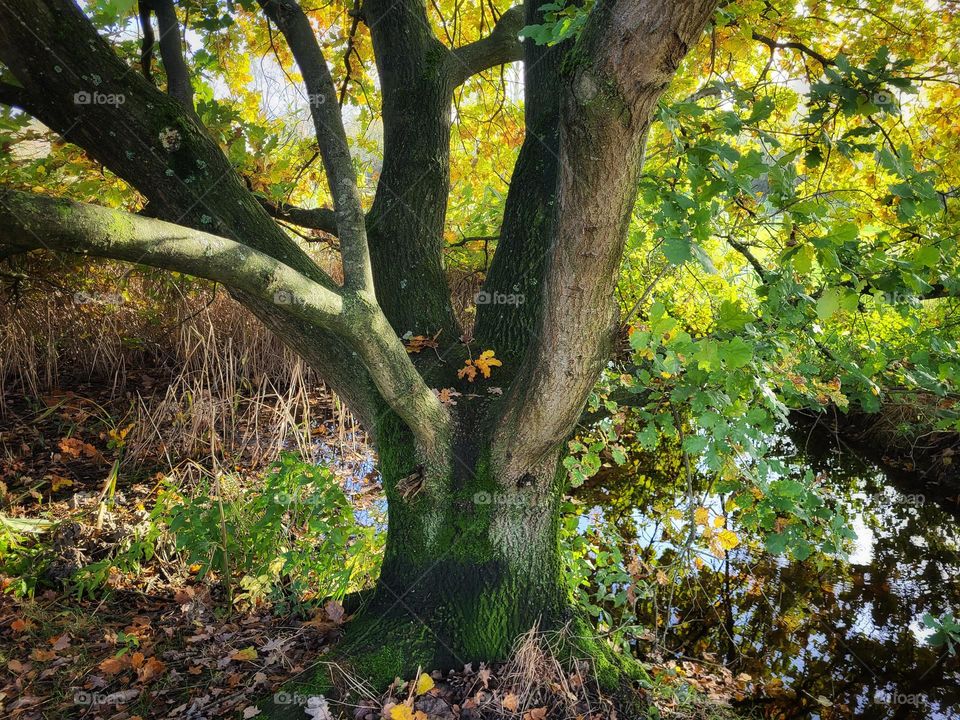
578, 433, 960, 719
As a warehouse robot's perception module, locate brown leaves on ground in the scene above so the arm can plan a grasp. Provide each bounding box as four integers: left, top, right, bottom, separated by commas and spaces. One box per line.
0, 588, 339, 719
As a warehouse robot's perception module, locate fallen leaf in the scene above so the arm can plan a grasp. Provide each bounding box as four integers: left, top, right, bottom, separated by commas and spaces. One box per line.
10, 619, 33, 633
415, 672, 434, 695
242, 707, 261, 719
28, 649, 56, 662
137, 657, 165, 682
99, 656, 128, 675
501, 693, 519, 712
523, 708, 547, 720
231, 646, 259, 662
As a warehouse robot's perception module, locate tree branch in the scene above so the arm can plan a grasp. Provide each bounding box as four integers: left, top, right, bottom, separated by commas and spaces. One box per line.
492, 0, 719, 477
0, 189, 450, 448
138, 0, 156, 85
751, 31, 834, 67
150, 0, 197, 114
447, 5, 524, 86
0, 80, 32, 112
0, 189, 343, 326
258, 0, 373, 294
256, 196, 339, 235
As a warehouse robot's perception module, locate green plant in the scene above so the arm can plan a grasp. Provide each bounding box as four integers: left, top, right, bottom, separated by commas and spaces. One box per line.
162, 453, 383, 609
0, 515, 52, 597
924, 612, 960, 655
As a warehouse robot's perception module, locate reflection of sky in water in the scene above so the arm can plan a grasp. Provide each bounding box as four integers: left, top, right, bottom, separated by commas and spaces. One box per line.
581, 434, 960, 719
305, 422, 959, 718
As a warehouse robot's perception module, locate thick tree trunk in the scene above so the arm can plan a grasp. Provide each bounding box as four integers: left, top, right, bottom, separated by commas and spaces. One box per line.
341, 413, 568, 684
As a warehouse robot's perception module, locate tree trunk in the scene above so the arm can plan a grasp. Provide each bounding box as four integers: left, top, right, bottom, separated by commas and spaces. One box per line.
340, 412, 568, 685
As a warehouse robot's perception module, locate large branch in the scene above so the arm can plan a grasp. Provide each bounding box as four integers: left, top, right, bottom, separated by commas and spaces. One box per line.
360, 0, 461, 338
492, 0, 719, 477
447, 5, 524, 86
0, 189, 450, 448
474, 0, 569, 362
0, 189, 343, 326
149, 0, 197, 114
258, 0, 373, 294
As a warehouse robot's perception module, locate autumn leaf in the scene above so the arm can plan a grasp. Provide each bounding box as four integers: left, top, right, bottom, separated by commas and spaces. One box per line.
694, 506, 709, 526
231, 646, 259, 662
137, 657, 166, 682
388, 703, 426, 720
414, 672, 434, 695
99, 656, 128, 674
10, 618, 34, 633
474, 350, 502, 379
434, 387, 462, 405
523, 708, 547, 720
48, 474, 73, 492
58, 437, 101, 460
501, 693, 519, 712
458, 349, 502, 382
717, 529, 739, 551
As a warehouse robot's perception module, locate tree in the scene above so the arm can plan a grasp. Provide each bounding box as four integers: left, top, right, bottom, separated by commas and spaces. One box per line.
0, 0, 720, 692
0, 0, 715, 692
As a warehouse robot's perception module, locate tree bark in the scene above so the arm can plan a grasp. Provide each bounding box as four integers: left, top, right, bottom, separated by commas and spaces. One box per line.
304, 409, 571, 693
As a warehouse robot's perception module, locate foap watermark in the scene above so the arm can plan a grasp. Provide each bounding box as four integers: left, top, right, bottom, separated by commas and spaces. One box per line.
73, 290, 124, 305
308, 93, 327, 107
273, 691, 330, 710
74, 90, 125, 107
74, 690, 139, 707
473, 491, 533, 508
874, 690, 924, 708
474, 290, 524, 306
872, 90, 895, 108
273, 290, 304, 306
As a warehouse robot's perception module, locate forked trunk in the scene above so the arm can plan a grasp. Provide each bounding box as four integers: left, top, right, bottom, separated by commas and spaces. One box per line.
340, 412, 571, 686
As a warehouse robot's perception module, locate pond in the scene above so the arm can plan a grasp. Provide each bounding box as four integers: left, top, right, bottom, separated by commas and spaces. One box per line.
578, 430, 960, 719
309, 423, 960, 719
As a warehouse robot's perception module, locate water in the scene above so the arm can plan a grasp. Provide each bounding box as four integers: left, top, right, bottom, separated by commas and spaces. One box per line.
578, 433, 960, 719
310, 423, 960, 718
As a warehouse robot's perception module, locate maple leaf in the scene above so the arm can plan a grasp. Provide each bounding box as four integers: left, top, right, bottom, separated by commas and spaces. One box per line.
501, 693, 519, 712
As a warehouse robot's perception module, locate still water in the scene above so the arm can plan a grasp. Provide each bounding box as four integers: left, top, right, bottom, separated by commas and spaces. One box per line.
579, 432, 960, 719
312, 426, 960, 719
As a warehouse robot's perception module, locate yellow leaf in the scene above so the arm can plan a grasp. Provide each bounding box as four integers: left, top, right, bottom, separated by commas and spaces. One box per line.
231, 646, 258, 662
415, 672, 435, 695
693, 507, 709, 526
474, 349, 502, 379
389, 704, 414, 720
718, 529, 739, 551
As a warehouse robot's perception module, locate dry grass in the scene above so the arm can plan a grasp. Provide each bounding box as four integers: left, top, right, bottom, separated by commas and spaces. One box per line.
0, 257, 355, 470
